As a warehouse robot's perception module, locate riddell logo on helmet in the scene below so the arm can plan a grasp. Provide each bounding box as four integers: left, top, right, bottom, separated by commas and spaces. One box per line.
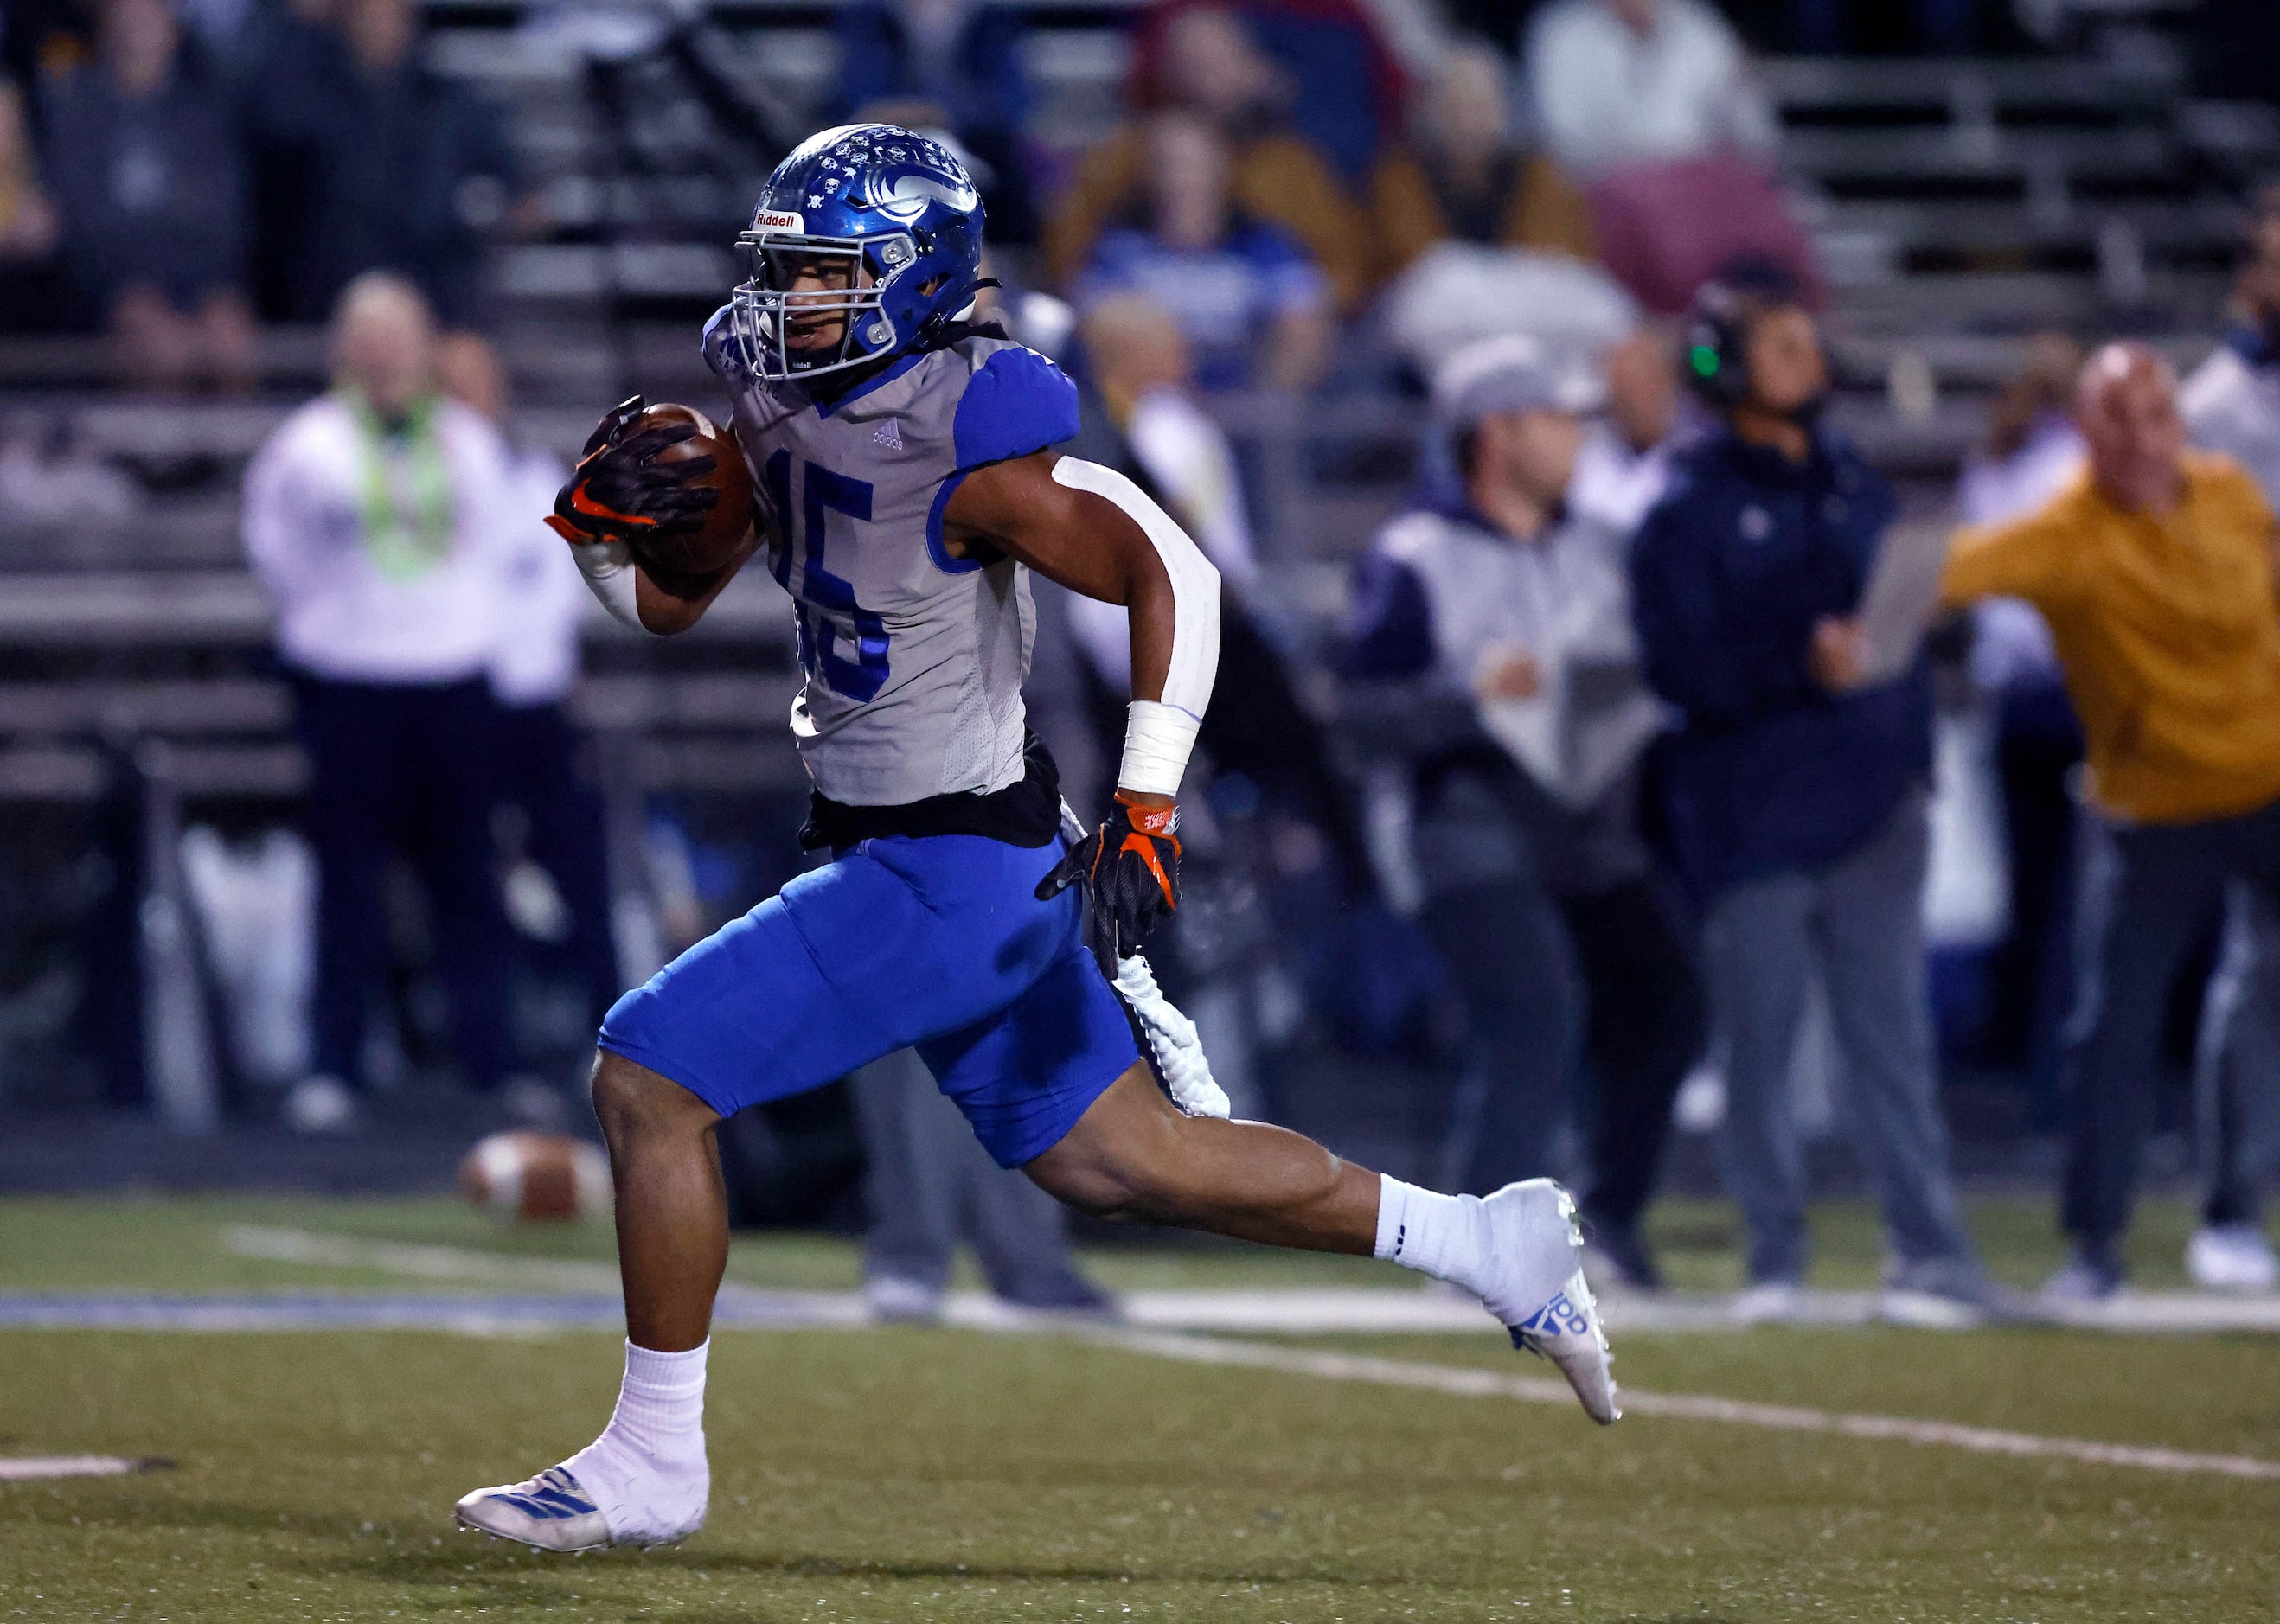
751, 210, 804, 233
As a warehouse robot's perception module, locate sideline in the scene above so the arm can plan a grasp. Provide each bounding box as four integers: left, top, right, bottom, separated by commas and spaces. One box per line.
1079, 1327, 2280, 1483
6, 1289, 2277, 1485
211, 1224, 2280, 1337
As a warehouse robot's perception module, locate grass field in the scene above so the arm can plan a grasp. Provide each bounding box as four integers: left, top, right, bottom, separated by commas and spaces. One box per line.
4, 1194, 2279, 1622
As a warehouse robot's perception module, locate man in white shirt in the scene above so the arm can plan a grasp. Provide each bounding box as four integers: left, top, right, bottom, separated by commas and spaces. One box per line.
2176, 210, 2280, 1293
243, 273, 520, 1131
1524, 0, 1777, 179
439, 335, 625, 1069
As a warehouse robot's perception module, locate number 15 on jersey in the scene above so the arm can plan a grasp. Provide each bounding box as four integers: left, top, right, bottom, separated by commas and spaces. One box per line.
764, 450, 889, 703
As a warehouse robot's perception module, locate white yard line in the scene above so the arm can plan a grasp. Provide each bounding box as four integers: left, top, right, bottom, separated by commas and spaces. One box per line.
1080, 1327, 2280, 1483
217, 1225, 864, 1324
219, 1226, 2280, 1336
0, 1456, 169, 1480
221, 1226, 624, 1293
24, 1232, 2280, 1485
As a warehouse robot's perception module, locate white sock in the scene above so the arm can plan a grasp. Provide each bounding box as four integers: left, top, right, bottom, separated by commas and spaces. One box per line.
563, 1339, 711, 1543
1376, 1176, 1582, 1327
1374, 1176, 1492, 1298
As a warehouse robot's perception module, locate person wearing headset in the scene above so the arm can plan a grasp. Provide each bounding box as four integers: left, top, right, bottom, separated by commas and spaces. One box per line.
1627, 266, 1989, 1324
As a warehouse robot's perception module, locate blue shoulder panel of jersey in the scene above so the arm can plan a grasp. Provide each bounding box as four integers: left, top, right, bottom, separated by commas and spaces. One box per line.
951, 347, 1081, 473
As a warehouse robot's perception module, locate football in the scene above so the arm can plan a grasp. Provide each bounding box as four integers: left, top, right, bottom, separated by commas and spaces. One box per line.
628, 401, 756, 582
457, 1130, 612, 1224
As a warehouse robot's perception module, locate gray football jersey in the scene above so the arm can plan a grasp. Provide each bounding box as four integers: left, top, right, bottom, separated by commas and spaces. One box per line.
703, 319, 1082, 805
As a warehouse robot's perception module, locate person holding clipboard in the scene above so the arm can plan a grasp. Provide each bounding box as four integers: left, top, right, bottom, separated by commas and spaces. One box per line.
1628, 268, 1988, 1325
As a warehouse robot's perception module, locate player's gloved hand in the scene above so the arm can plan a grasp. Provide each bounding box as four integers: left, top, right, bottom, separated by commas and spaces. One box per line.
545, 394, 720, 545
1035, 790, 1182, 977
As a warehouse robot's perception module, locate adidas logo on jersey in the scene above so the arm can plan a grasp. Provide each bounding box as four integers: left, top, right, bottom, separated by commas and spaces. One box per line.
874, 419, 904, 451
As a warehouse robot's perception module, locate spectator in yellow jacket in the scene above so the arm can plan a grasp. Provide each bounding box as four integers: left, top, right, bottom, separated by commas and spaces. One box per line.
1931, 342, 2280, 1299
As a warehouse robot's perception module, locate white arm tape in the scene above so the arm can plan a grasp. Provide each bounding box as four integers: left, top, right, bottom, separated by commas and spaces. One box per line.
570, 537, 657, 635
1049, 457, 1220, 794
1120, 700, 1199, 798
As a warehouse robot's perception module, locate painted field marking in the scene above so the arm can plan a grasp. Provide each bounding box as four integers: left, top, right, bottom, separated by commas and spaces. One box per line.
1082, 1327, 2280, 1483
202, 1231, 1858, 1335
5, 1278, 2277, 1485
213, 1225, 2280, 1337
0, 1456, 171, 1481
221, 1226, 624, 1293
217, 1227, 865, 1326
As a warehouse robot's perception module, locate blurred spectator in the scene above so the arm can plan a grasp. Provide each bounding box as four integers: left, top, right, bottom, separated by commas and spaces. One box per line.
4, 0, 96, 92
1527, 2, 1810, 316
438, 332, 624, 1067
1381, 245, 1638, 385
853, 1047, 1114, 1320
1524, 0, 1775, 179
1367, 40, 1594, 285
1955, 332, 2085, 1117
1075, 112, 1333, 393
2190, 880, 2280, 1293
1933, 344, 2280, 1301
2182, 201, 2280, 496
245, 0, 520, 327
0, 80, 65, 332
1076, 295, 1257, 594
2174, 221, 2280, 1294
178, 0, 276, 78
1345, 336, 1704, 1287
40, 0, 257, 387
1569, 324, 1681, 534
0, 411, 144, 521
1130, 0, 1406, 182
241, 273, 521, 1133
831, 0, 1038, 243
1630, 276, 1983, 1318
1041, 6, 1372, 316
1059, 292, 1370, 880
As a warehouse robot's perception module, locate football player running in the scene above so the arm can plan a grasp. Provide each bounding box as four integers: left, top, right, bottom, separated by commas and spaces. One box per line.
456, 125, 1617, 1553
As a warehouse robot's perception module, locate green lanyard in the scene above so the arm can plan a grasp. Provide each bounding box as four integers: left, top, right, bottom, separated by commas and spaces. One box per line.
346, 390, 455, 581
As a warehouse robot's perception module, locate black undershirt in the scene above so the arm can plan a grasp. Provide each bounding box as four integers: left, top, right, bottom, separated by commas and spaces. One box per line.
799, 732, 1064, 852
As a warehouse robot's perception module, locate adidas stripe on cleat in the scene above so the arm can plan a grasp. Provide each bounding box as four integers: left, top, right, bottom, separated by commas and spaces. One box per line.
454, 1467, 613, 1552
1479, 1179, 1621, 1425
1509, 1268, 1621, 1425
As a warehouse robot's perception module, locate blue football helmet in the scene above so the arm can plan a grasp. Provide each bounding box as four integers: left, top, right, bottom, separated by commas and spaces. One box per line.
726, 124, 988, 382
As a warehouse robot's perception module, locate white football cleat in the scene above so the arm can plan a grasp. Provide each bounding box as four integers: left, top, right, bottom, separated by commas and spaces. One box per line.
454, 1467, 613, 1552
1483, 1180, 1620, 1425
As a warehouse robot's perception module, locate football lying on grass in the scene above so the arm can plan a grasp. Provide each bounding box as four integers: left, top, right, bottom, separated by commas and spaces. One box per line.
629, 401, 756, 581
457, 1130, 611, 1223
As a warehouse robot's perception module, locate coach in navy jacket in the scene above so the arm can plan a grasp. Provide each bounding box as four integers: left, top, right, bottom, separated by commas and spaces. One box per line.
1627, 274, 1981, 1310
1630, 422, 1931, 897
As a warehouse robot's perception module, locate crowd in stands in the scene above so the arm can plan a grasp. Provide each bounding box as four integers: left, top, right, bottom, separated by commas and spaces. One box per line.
18, 0, 2280, 1310
0, 0, 1820, 394
0, 0, 519, 375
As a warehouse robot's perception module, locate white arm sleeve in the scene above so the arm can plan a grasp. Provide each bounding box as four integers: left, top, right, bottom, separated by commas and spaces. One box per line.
569, 536, 658, 635
1049, 457, 1221, 796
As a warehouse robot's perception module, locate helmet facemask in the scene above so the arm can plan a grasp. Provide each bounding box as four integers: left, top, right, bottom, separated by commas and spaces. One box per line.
727, 228, 921, 383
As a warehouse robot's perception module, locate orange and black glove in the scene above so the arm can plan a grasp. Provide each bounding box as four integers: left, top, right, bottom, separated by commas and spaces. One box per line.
545, 394, 718, 545
1036, 791, 1182, 978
